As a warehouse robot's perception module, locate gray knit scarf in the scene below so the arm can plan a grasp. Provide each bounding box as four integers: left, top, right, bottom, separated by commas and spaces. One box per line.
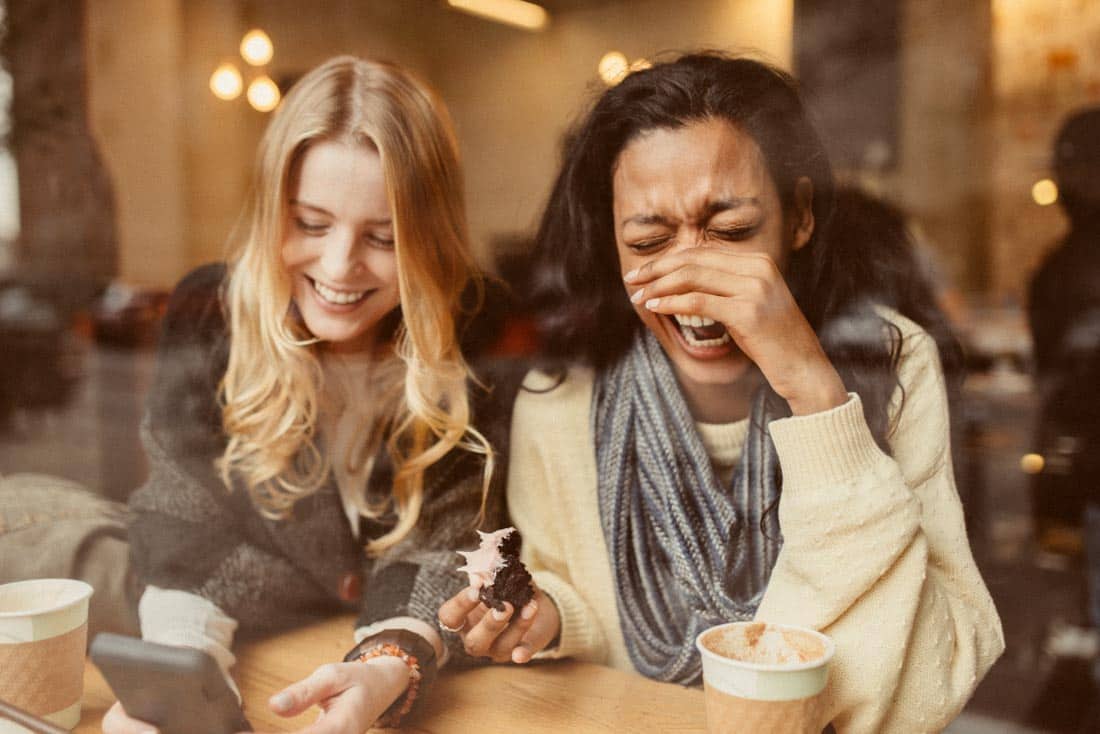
593, 331, 783, 685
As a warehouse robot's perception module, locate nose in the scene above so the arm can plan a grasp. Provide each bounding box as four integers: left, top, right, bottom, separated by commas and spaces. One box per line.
674, 228, 707, 251
319, 229, 365, 281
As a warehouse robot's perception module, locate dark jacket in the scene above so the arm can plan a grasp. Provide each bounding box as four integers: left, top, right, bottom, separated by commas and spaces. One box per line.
1028, 224, 1100, 501
127, 263, 524, 660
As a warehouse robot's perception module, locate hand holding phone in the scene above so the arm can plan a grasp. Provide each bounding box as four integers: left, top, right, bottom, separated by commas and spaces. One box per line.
90, 633, 252, 734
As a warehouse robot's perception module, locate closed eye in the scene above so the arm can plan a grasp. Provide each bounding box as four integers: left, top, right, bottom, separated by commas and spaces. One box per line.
295, 218, 328, 236
627, 237, 672, 254
710, 226, 756, 242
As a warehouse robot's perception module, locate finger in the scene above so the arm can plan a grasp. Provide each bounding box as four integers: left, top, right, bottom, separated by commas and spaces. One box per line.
461, 602, 515, 657
641, 291, 737, 324
467, 603, 488, 627
102, 701, 159, 734
630, 267, 763, 306
514, 594, 562, 664
438, 585, 483, 631
624, 247, 775, 285
487, 598, 538, 662
270, 663, 351, 717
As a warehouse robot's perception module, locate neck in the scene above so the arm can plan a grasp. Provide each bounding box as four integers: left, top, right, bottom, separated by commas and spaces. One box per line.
677, 366, 764, 424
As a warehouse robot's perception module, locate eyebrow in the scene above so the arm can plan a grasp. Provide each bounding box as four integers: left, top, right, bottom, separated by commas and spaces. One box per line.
620, 197, 761, 228
289, 199, 333, 217
289, 199, 392, 225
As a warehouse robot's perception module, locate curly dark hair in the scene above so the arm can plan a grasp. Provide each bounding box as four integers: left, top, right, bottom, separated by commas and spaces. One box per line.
530, 52, 961, 451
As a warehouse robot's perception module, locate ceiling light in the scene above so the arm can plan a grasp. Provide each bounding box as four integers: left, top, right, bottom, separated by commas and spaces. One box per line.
240, 29, 274, 66
446, 0, 548, 32
210, 63, 243, 101
247, 76, 281, 112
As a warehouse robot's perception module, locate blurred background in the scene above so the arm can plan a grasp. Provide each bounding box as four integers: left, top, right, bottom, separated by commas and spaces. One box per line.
0, 1, 1097, 731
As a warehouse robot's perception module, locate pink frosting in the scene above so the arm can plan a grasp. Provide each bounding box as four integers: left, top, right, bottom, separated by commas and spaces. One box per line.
456, 527, 515, 589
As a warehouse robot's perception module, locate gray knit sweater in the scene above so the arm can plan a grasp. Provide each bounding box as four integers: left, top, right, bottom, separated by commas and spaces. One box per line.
127, 263, 522, 662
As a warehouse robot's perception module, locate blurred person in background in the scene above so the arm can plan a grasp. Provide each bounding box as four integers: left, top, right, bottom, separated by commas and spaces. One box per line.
439, 53, 1002, 733
1, 56, 522, 733
1028, 105, 1100, 693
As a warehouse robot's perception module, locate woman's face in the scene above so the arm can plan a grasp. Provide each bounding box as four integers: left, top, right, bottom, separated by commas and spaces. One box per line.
611, 116, 811, 388
281, 140, 401, 353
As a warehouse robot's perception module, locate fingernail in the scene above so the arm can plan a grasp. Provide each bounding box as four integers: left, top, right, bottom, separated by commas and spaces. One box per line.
270, 692, 292, 712
623, 268, 639, 282
630, 288, 644, 304
645, 298, 660, 310
521, 602, 537, 620
492, 606, 510, 621
467, 587, 480, 602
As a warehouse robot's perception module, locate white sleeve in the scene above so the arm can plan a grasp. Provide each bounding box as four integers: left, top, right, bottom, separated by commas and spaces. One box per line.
138, 585, 241, 700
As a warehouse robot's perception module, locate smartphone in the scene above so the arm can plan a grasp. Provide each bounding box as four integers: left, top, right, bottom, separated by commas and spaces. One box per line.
89, 633, 252, 734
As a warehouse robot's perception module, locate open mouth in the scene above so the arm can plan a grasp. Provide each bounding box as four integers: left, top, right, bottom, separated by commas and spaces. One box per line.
668, 313, 732, 348
308, 276, 372, 306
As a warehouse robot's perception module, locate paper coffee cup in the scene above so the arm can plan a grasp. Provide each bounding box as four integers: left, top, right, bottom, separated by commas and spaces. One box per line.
695, 621, 835, 734
0, 579, 93, 732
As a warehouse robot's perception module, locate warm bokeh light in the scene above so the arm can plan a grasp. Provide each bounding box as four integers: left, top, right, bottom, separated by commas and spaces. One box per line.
247, 76, 280, 112
209, 63, 243, 101
629, 58, 652, 73
1020, 453, 1045, 474
598, 51, 629, 86
240, 29, 274, 66
1032, 178, 1059, 206
446, 0, 548, 31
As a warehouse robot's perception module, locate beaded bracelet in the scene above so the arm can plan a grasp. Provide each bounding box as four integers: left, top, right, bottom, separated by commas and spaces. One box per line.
344, 629, 438, 729
354, 643, 422, 727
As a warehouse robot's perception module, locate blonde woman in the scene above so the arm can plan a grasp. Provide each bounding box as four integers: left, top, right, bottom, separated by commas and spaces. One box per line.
85, 56, 518, 733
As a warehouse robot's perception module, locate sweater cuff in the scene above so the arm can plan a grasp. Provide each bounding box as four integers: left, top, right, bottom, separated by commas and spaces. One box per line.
768, 394, 885, 491
354, 616, 448, 668
531, 570, 606, 663
138, 585, 241, 701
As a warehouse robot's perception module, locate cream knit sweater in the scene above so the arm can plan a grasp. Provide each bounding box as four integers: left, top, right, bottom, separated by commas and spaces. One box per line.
507, 310, 1004, 734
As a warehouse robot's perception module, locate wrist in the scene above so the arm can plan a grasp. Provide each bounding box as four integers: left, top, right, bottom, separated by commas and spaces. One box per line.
345, 629, 438, 728
785, 367, 847, 416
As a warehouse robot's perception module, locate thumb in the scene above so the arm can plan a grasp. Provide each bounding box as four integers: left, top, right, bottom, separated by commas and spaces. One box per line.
269, 663, 351, 717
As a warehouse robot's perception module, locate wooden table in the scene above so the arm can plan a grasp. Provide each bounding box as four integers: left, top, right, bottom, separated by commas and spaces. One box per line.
76, 616, 706, 732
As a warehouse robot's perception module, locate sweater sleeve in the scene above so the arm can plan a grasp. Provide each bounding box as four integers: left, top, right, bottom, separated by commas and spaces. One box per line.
756, 325, 1004, 733
507, 369, 610, 664
355, 455, 491, 667
354, 360, 528, 667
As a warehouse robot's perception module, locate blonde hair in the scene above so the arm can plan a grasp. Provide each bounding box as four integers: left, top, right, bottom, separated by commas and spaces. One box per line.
218, 56, 491, 555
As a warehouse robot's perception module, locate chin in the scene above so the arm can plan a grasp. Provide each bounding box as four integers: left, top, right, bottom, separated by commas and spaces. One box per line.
669, 351, 753, 387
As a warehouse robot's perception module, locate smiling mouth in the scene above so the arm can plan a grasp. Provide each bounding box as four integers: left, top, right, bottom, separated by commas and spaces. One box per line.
668, 313, 731, 348
308, 277, 373, 306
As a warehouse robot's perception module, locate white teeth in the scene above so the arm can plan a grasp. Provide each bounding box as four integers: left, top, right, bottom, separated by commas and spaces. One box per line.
672, 314, 717, 328
680, 325, 732, 348
312, 280, 367, 305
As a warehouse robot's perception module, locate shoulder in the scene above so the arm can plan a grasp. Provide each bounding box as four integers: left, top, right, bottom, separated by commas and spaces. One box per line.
872, 306, 950, 464
511, 366, 594, 443
873, 304, 941, 374
517, 365, 595, 409
160, 263, 228, 346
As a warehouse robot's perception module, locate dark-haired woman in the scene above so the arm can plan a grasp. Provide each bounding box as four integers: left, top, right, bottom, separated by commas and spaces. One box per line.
439, 54, 1002, 733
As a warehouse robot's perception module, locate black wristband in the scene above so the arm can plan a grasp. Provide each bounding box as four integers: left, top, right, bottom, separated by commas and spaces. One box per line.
343, 628, 439, 720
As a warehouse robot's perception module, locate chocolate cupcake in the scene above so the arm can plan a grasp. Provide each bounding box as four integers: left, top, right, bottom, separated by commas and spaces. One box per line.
457, 527, 534, 612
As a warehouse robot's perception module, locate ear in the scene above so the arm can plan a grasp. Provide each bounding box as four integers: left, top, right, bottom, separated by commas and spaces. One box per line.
791, 177, 815, 251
